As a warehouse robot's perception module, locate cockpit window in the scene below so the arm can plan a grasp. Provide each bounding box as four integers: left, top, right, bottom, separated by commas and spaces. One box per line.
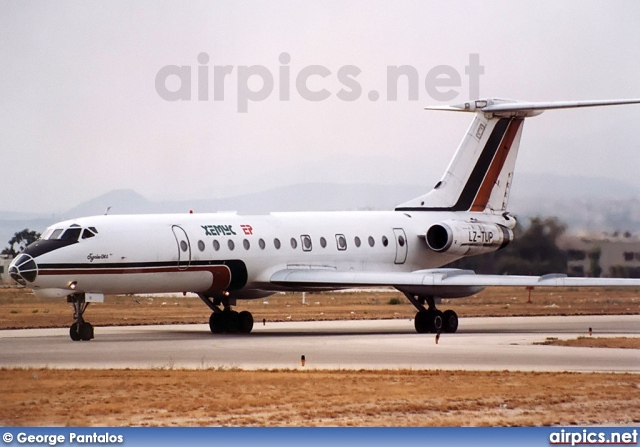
82, 229, 96, 239
40, 228, 55, 240
41, 226, 98, 241
60, 228, 82, 241
49, 229, 64, 240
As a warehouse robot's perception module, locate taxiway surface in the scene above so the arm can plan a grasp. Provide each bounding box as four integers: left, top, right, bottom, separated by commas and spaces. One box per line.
1, 315, 639, 372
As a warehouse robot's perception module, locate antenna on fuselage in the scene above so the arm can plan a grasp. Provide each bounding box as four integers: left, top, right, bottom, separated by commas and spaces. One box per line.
104, 206, 112, 215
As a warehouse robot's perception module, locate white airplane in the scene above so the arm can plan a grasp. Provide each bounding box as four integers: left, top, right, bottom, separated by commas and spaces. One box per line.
9, 98, 640, 341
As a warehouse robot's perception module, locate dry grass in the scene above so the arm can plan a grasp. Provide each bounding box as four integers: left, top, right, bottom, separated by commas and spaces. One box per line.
536, 337, 640, 349
1, 368, 639, 427
1, 286, 639, 330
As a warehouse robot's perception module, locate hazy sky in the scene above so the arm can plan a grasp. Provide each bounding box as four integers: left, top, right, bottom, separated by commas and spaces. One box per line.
2, 1, 640, 214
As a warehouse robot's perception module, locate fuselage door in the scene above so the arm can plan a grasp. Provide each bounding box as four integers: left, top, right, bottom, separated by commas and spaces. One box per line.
393, 228, 408, 264
172, 225, 191, 270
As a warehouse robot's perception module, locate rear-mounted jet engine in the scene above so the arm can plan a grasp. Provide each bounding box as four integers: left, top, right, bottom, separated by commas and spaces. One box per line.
425, 220, 513, 256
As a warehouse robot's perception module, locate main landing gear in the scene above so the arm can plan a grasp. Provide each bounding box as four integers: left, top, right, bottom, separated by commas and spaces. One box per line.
198, 294, 254, 334
67, 294, 94, 341
404, 293, 458, 334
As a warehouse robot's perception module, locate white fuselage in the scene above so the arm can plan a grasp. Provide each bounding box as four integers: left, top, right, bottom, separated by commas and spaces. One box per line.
23, 210, 509, 299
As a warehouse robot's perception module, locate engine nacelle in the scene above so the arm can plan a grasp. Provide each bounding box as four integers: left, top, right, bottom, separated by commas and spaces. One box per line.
425, 220, 513, 256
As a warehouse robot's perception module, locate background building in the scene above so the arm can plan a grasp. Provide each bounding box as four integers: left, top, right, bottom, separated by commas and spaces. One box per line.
0, 254, 13, 284
559, 233, 640, 278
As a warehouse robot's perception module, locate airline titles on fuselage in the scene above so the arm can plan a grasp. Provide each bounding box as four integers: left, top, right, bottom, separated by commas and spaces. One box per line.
201, 224, 254, 237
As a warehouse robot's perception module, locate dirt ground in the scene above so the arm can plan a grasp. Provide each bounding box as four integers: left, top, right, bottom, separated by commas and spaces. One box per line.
1, 369, 639, 427
1, 285, 639, 330
1, 286, 639, 427
536, 336, 640, 349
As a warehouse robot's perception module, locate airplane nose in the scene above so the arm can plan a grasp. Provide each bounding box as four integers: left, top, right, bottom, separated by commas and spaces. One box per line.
9, 253, 38, 285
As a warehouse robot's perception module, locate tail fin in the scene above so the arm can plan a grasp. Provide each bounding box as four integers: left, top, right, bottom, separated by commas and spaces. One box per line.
396, 98, 640, 213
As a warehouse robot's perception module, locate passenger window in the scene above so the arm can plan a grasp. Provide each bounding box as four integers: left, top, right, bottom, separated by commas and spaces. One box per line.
368, 236, 375, 247
320, 237, 327, 248
274, 238, 281, 249
301, 235, 312, 252
354, 236, 361, 247
198, 240, 205, 251
228, 240, 235, 251
243, 239, 250, 250
180, 241, 188, 252
290, 238, 298, 249
382, 236, 389, 247
259, 238, 266, 250
213, 240, 220, 251
336, 234, 347, 251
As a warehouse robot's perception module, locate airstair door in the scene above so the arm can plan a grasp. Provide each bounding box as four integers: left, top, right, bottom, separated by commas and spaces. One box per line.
393, 228, 408, 264
172, 225, 191, 270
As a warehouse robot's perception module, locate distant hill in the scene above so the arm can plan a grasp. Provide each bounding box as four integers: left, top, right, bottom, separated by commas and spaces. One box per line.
511, 173, 640, 200
62, 190, 158, 218
509, 173, 640, 232
61, 183, 423, 218
2, 174, 640, 251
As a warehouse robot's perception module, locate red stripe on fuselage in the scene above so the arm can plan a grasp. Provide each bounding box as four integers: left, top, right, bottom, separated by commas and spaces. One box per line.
38, 265, 232, 293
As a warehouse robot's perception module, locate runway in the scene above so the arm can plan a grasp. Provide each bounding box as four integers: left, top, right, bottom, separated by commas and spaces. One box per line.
1, 315, 639, 372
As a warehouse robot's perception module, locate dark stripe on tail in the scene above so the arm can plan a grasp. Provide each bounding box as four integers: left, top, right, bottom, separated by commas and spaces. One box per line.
396, 118, 512, 212
470, 118, 523, 211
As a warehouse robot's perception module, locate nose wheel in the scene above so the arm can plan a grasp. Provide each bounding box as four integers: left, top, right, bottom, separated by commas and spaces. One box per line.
70, 321, 94, 341
68, 294, 94, 341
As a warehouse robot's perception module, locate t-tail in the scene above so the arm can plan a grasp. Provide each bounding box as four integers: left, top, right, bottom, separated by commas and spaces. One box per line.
396, 98, 640, 214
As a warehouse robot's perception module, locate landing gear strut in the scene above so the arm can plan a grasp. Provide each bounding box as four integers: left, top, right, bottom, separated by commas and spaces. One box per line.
404, 293, 458, 334
68, 293, 94, 341
198, 294, 254, 334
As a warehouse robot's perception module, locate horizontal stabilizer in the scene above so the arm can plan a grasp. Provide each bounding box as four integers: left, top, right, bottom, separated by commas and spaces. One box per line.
426, 98, 640, 117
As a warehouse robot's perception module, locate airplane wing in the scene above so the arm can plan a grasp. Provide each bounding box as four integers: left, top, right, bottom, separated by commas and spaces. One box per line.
270, 268, 640, 298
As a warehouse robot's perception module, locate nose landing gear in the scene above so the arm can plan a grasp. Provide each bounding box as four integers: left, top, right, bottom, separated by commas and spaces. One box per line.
68, 294, 94, 341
